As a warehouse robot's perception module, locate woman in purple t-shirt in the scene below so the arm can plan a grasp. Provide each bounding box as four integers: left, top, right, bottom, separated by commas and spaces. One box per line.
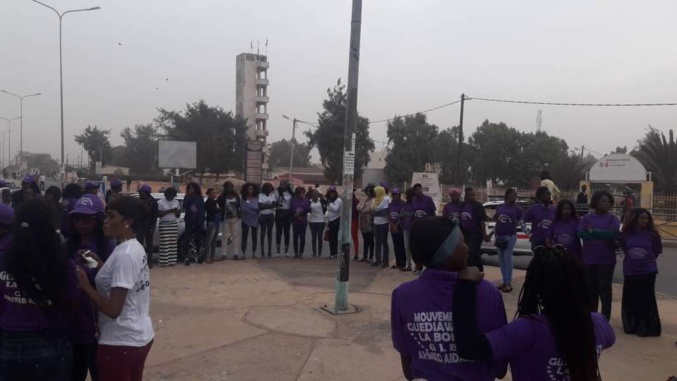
621, 209, 662, 337
0, 199, 79, 381
490, 189, 523, 293
391, 217, 508, 381
453, 246, 615, 381
547, 199, 583, 260
290, 187, 311, 258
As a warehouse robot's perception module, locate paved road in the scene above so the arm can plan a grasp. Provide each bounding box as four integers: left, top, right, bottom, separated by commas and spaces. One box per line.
482, 246, 677, 297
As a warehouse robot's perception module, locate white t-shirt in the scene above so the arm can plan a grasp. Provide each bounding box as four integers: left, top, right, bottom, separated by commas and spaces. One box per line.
373, 197, 391, 225
258, 193, 277, 215
308, 200, 325, 223
95, 239, 154, 347
157, 198, 180, 222
326, 198, 342, 222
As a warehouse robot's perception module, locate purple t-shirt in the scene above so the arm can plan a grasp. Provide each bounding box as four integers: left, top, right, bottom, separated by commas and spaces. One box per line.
494, 204, 524, 237
411, 195, 437, 220
240, 197, 259, 227
578, 213, 621, 265
290, 198, 311, 225
460, 202, 487, 234
443, 202, 462, 222
523, 204, 556, 245
391, 269, 508, 380
401, 204, 414, 231
388, 200, 405, 227
549, 218, 582, 259
623, 229, 662, 276
0, 260, 79, 331
486, 313, 615, 381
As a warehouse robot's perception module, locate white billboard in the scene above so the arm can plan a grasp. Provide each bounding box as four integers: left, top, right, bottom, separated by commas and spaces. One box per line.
588, 153, 647, 183
158, 140, 197, 169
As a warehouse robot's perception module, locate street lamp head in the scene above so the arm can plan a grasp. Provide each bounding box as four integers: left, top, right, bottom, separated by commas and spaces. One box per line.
89, 6, 101, 10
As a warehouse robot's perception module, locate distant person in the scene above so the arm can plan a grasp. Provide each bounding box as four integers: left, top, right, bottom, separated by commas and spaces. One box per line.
204, 188, 222, 264
388, 188, 406, 269
578, 190, 621, 321
258, 183, 277, 258
182, 182, 205, 265
157, 187, 181, 266
314, 183, 322, 195
308, 189, 327, 257
137, 184, 158, 268
409, 183, 438, 274
489, 188, 523, 293
0, 203, 13, 251
577, 184, 589, 215
61, 183, 84, 239
452, 245, 615, 380
442, 188, 462, 222
539, 170, 560, 202
351, 188, 360, 261
44, 186, 64, 233
398, 188, 416, 271
459, 187, 490, 272
106, 178, 124, 204
547, 199, 583, 260
275, 181, 294, 257
1, 188, 12, 205
391, 217, 508, 381
372, 186, 391, 267
0, 199, 78, 380
290, 187, 311, 258
357, 185, 375, 263
621, 208, 662, 337
39, 173, 46, 191
12, 175, 40, 208
218, 182, 241, 260
75, 196, 154, 381
240, 183, 260, 259
84, 181, 99, 196
522, 187, 556, 251
325, 186, 342, 259
621, 188, 637, 222
126, 178, 132, 192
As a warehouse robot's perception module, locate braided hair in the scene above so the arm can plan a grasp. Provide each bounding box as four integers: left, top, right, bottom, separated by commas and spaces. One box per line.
517, 246, 600, 381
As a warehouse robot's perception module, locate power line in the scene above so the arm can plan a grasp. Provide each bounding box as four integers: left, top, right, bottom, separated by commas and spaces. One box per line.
467, 96, 677, 107
369, 99, 463, 124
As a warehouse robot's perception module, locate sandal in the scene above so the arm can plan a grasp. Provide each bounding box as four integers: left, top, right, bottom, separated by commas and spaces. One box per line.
502, 285, 513, 293
497, 284, 506, 290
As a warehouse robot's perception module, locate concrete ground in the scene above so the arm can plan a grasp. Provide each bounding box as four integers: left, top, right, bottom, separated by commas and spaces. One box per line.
142, 257, 677, 380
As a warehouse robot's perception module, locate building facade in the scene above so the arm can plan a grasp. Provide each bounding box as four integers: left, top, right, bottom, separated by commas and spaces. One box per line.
236, 53, 270, 183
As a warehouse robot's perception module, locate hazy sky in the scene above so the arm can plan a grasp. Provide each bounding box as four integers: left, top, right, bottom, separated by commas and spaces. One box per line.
2, 0, 677, 166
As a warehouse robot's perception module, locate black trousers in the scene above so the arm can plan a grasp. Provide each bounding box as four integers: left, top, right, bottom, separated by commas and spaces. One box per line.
259, 214, 275, 256
71, 342, 98, 381
241, 222, 258, 256
136, 227, 155, 266
362, 231, 374, 259
622, 272, 661, 336
392, 232, 406, 268
328, 218, 340, 256
309, 222, 325, 256
275, 209, 292, 253
464, 231, 484, 272
292, 223, 307, 257
585, 264, 615, 321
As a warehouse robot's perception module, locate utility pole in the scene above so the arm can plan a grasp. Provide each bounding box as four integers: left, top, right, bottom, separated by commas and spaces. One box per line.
580, 145, 585, 160
282, 115, 298, 182
455, 94, 465, 185
327, 0, 363, 314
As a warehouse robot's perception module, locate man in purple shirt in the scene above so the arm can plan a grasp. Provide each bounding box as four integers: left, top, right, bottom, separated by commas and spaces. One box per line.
521, 187, 556, 250
391, 217, 508, 380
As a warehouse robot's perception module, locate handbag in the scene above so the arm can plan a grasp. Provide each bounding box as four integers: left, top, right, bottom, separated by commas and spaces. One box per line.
323, 229, 330, 241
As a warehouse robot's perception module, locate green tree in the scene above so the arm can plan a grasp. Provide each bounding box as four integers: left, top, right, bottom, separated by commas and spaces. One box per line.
120, 124, 163, 175
269, 139, 311, 170
513, 131, 570, 186
74, 125, 112, 175
384, 113, 439, 185
433, 126, 471, 185
156, 100, 248, 178
25, 153, 59, 174
305, 79, 374, 183
467, 121, 524, 185
633, 127, 677, 192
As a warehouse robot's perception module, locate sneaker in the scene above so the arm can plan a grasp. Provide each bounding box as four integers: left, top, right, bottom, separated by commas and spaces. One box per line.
353, 256, 359, 261
371, 261, 381, 267
267, 252, 272, 258
233, 255, 240, 261
390, 265, 399, 269
381, 263, 389, 269
184, 258, 191, 266
285, 253, 291, 258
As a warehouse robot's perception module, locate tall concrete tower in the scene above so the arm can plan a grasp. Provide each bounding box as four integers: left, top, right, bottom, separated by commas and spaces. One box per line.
236, 53, 270, 183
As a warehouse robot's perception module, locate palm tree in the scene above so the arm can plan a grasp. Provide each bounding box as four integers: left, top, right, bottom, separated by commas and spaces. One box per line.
633, 126, 677, 193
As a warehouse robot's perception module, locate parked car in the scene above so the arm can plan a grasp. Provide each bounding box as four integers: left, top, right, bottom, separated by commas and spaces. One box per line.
133, 193, 222, 257
481, 199, 533, 256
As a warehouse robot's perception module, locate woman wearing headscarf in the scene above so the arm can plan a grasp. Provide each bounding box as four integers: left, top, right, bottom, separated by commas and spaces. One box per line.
371, 186, 390, 268
391, 217, 508, 380
325, 186, 342, 259
357, 185, 375, 263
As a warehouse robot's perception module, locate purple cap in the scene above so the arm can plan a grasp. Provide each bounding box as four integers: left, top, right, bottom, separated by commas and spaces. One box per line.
85, 181, 98, 189
70, 194, 105, 215
391, 187, 401, 194
110, 178, 123, 188
328, 185, 337, 192
0, 204, 14, 225
22, 175, 34, 183
138, 184, 152, 193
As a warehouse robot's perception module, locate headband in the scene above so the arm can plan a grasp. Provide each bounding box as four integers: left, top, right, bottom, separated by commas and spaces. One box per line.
429, 224, 461, 268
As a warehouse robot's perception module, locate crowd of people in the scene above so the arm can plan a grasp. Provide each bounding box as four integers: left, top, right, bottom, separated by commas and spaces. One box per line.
391, 181, 664, 381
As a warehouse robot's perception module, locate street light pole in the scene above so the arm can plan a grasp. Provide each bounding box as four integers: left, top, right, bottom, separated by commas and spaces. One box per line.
1, 91, 41, 167
31, 0, 101, 178
0, 117, 20, 167
282, 115, 298, 183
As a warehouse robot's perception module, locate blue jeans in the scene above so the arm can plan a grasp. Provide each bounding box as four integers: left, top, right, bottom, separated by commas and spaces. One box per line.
374, 223, 390, 264
496, 235, 517, 285
206, 220, 220, 260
